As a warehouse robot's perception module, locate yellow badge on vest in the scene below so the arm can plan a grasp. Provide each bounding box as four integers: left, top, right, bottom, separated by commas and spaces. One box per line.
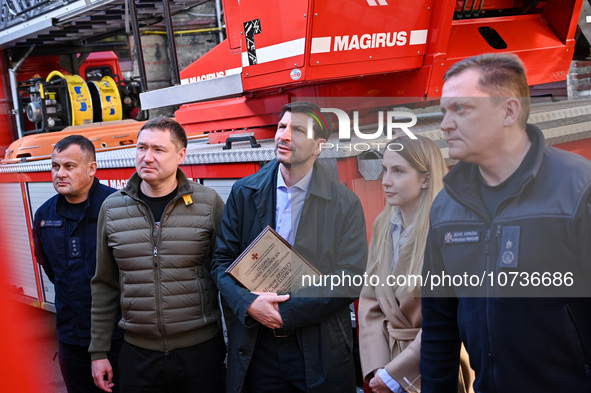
183, 194, 193, 206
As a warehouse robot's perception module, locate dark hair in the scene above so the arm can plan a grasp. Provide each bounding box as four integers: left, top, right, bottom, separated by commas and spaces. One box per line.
444, 53, 531, 128
53, 135, 96, 161
280, 101, 331, 140
138, 117, 188, 150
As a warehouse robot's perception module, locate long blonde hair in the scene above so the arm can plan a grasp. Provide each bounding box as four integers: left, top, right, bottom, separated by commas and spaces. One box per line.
367, 135, 447, 295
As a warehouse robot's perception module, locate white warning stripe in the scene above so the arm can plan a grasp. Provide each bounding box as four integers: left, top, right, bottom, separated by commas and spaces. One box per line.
225, 67, 242, 76
409, 29, 428, 45
377, 0, 389, 5
241, 38, 306, 67
311, 37, 332, 54
311, 30, 428, 54
180, 67, 243, 85
366, 0, 378, 5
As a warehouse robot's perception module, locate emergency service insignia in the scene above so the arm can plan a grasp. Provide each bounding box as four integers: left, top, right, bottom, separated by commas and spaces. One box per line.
39, 220, 63, 227
498, 226, 520, 268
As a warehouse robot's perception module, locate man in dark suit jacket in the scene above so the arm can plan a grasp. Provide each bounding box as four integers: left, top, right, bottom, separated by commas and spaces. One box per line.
212, 101, 368, 393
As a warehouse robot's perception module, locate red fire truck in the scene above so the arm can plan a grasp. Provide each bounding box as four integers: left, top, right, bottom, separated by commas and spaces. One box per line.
1, 0, 590, 316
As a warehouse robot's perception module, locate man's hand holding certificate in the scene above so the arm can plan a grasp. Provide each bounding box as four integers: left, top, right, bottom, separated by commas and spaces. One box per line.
245, 292, 290, 329
225, 226, 321, 293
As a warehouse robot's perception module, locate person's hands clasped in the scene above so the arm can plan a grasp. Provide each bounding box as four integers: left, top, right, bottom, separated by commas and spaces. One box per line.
246, 292, 290, 329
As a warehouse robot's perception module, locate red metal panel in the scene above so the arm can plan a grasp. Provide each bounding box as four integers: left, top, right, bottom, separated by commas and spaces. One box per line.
351, 177, 384, 245
16, 55, 62, 82
239, 0, 308, 78
3, 163, 260, 191
426, 14, 577, 97
208, 128, 276, 145
97, 164, 260, 184
0, 172, 51, 183
177, 66, 436, 140
186, 162, 260, 178
244, 61, 434, 100
542, 0, 582, 44
78, 51, 123, 81
176, 94, 289, 135
222, 0, 244, 50
179, 39, 242, 83
447, 15, 569, 58
95, 167, 137, 190
310, 66, 433, 100
554, 138, 591, 161
309, 0, 432, 67
242, 49, 305, 79
336, 156, 362, 190
241, 70, 307, 91
26, 171, 52, 182
424, 1, 455, 56
304, 56, 424, 84
0, 173, 23, 183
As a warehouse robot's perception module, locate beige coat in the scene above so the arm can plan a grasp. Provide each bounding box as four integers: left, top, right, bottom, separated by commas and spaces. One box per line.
358, 227, 473, 393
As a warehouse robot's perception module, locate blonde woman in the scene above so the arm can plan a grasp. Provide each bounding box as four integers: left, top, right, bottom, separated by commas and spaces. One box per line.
358, 136, 472, 393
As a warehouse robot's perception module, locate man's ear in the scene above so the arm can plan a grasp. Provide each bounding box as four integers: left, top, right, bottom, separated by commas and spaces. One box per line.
503, 98, 521, 127
314, 138, 327, 156
89, 161, 98, 177
177, 147, 187, 165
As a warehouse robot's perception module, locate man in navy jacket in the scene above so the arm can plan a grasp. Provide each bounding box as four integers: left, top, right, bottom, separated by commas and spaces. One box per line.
420, 53, 591, 392
33, 135, 123, 393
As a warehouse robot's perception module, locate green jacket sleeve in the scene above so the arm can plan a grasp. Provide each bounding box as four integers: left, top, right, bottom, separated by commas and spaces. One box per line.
89, 200, 121, 360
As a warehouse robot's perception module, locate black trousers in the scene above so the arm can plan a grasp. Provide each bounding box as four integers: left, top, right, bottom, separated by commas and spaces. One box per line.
58, 338, 123, 393
119, 331, 226, 393
245, 328, 307, 393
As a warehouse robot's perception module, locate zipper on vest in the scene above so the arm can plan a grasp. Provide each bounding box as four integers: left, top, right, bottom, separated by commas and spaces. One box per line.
153, 229, 169, 356
147, 190, 185, 356
133, 195, 170, 355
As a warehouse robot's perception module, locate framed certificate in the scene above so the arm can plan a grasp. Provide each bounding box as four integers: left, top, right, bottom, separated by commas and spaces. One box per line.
225, 226, 322, 293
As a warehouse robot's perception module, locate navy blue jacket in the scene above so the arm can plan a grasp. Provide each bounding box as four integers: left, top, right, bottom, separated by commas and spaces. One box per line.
33, 178, 123, 346
212, 160, 367, 393
421, 125, 591, 392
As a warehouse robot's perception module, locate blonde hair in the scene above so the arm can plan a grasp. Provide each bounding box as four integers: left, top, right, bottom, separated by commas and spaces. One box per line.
367, 135, 447, 295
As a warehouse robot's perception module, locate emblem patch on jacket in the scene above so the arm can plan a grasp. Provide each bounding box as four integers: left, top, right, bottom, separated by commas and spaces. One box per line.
40, 220, 63, 227
498, 226, 520, 268
444, 231, 480, 244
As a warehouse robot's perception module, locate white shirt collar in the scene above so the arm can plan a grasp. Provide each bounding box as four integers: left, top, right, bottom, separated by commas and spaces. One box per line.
276, 166, 314, 192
